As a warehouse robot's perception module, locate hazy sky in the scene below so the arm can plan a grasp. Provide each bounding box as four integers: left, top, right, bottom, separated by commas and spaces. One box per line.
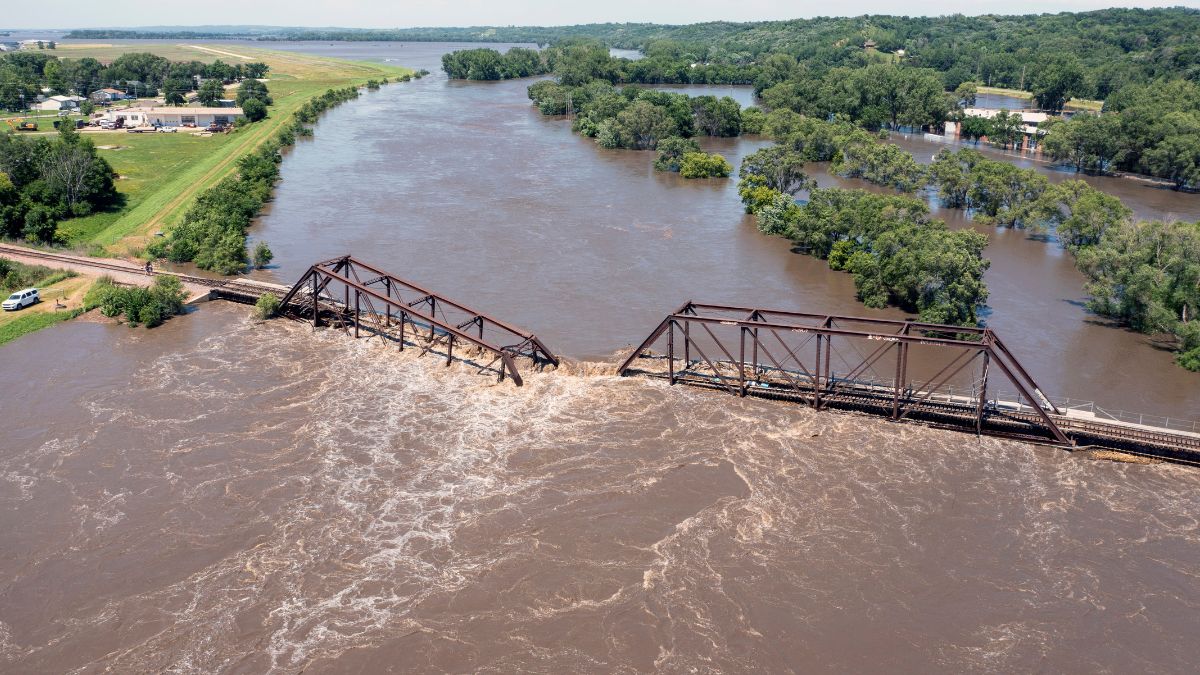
6, 0, 1198, 30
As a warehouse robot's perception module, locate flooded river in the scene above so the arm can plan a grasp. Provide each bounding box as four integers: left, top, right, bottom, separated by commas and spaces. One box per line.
239, 42, 1200, 419
3, 306, 1200, 672
2, 41, 1199, 673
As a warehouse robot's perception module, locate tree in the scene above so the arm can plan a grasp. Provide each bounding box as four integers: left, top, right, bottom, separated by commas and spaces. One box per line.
1041, 114, 1120, 173
614, 100, 676, 149
236, 78, 271, 106
954, 81, 978, 107
958, 115, 992, 144
252, 240, 273, 268
198, 79, 224, 106
988, 110, 1024, 149
739, 145, 813, 194
244, 62, 269, 79
79, 100, 95, 117
1028, 180, 1132, 252
22, 205, 56, 243
653, 136, 701, 172
1032, 56, 1085, 114
241, 97, 267, 122
691, 95, 742, 137
679, 152, 733, 178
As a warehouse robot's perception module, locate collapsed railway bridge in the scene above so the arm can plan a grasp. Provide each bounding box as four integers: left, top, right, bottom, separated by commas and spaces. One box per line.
275, 255, 559, 385
619, 302, 1200, 463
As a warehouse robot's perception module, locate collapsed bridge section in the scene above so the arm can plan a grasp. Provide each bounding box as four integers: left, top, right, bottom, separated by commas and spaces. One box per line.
619, 302, 1200, 461
278, 255, 558, 385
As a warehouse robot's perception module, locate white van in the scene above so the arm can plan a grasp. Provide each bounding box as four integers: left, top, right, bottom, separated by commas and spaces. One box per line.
2, 288, 40, 311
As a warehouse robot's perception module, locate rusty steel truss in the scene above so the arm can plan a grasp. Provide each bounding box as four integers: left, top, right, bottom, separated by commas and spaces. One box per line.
618, 302, 1074, 446
278, 255, 558, 385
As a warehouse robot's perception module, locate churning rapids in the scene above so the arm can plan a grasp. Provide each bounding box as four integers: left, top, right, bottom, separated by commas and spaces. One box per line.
1, 41, 1200, 673
3, 306, 1200, 673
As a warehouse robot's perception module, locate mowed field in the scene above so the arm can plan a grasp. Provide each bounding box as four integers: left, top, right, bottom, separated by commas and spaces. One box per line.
44, 43, 410, 253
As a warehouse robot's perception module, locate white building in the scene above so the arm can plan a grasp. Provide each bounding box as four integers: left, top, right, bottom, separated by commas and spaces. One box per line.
102, 106, 244, 128
33, 95, 85, 111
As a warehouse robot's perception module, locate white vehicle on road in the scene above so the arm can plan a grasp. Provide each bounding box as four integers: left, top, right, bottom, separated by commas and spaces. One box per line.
2, 288, 40, 311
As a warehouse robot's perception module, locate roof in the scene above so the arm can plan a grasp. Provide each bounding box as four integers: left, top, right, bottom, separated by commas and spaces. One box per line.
962, 107, 1050, 124
95, 88, 124, 94
133, 107, 245, 115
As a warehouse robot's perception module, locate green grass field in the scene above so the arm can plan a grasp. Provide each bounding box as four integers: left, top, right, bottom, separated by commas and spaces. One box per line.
42, 43, 411, 253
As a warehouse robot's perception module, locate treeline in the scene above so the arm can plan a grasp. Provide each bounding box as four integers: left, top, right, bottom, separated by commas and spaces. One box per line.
125, 8, 1200, 94
0, 125, 118, 243
0, 50, 269, 111
441, 48, 548, 80
148, 86, 363, 273
446, 42, 762, 86
82, 8, 1200, 90
745, 111, 1200, 369
1039, 79, 1200, 189
737, 149, 990, 326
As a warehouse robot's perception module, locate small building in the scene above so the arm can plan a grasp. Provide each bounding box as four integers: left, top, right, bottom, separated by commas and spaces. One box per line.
90, 88, 129, 103
102, 106, 244, 128
863, 39, 877, 50
33, 95, 84, 111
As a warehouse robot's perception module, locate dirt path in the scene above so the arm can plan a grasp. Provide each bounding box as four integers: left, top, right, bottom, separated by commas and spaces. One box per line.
184, 44, 253, 60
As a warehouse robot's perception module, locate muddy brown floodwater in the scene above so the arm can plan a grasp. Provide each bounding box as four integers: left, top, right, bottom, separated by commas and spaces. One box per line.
2, 41, 1200, 673
2, 305, 1200, 673
238, 42, 1199, 420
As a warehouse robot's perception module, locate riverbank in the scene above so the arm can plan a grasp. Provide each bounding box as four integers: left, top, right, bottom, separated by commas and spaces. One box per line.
40, 43, 411, 256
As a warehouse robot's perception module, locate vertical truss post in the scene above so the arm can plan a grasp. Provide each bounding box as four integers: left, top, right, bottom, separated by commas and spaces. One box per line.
975, 351, 990, 435
739, 326, 747, 397
447, 334, 454, 366
398, 311, 405, 350
311, 272, 319, 328
683, 319, 690, 366
667, 319, 676, 385
892, 342, 903, 420
354, 290, 360, 339
384, 278, 391, 327
814, 334, 823, 409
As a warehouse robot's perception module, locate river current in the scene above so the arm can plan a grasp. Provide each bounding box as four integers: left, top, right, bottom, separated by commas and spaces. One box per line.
1, 41, 1199, 673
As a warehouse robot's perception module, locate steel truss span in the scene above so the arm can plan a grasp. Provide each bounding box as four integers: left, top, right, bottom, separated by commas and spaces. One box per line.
619, 302, 1200, 463
279, 255, 559, 385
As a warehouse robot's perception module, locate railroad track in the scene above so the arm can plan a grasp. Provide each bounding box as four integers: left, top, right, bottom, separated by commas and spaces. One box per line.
635, 366, 1200, 462
0, 244, 287, 295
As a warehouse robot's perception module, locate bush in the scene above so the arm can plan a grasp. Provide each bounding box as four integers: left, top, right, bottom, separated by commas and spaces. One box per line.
254, 292, 281, 319
252, 240, 273, 269
679, 152, 733, 178
653, 136, 702, 172
242, 98, 267, 122
95, 274, 187, 328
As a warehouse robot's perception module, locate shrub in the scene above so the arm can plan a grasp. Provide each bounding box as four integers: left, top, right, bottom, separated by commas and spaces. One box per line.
653, 137, 702, 172
95, 275, 187, 328
252, 240, 274, 269
679, 152, 733, 179
254, 292, 281, 320
242, 98, 267, 122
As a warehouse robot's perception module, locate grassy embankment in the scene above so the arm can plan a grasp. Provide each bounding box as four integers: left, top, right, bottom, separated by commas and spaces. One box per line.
44, 43, 410, 254
975, 85, 1104, 112
0, 262, 90, 346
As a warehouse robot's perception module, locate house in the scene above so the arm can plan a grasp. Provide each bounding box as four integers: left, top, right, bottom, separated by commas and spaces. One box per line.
947, 108, 1053, 149
863, 39, 877, 49
33, 95, 85, 111
90, 88, 129, 103
101, 106, 244, 128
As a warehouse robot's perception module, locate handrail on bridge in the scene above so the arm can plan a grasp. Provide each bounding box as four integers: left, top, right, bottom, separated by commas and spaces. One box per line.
278, 255, 558, 385
619, 301, 1072, 446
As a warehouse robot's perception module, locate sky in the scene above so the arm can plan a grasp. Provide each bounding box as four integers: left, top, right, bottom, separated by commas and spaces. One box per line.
4, 0, 1198, 30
